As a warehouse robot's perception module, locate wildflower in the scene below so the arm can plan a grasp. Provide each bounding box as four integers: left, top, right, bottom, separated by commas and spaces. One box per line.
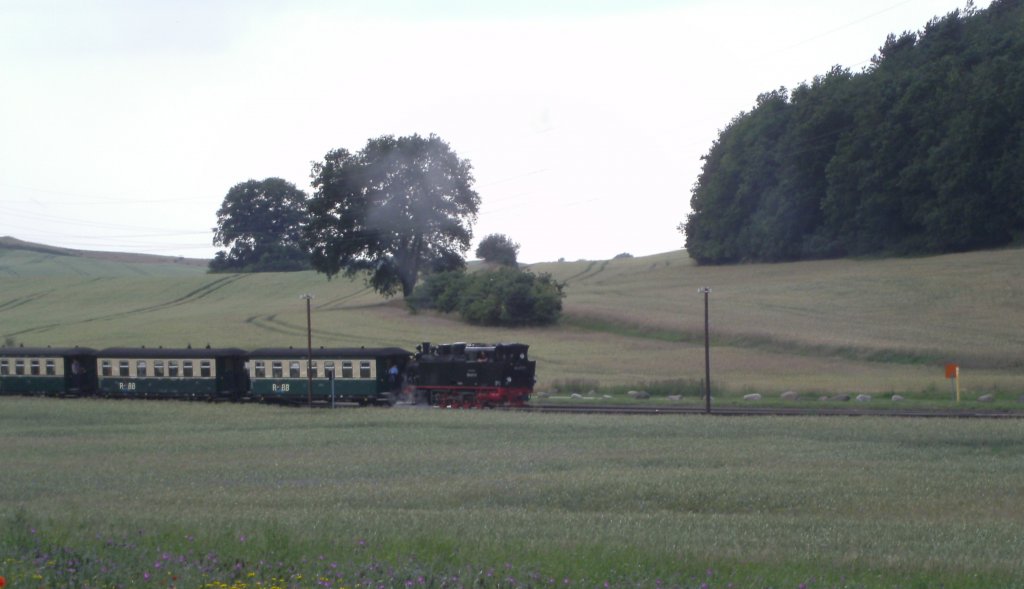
0, 575, 6, 588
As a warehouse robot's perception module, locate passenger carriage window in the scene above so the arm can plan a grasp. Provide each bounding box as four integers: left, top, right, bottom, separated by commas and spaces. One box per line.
119, 360, 130, 377
359, 361, 371, 379
46, 359, 57, 376
168, 361, 179, 377
30, 359, 41, 375
154, 360, 165, 377
272, 361, 283, 378
136, 360, 147, 377
289, 361, 301, 378
254, 361, 266, 378
324, 361, 335, 379
200, 361, 212, 378
0, 359, 8, 375
101, 360, 112, 376
183, 361, 194, 377
309, 361, 318, 378
14, 360, 25, 375
341, 361, 353, 379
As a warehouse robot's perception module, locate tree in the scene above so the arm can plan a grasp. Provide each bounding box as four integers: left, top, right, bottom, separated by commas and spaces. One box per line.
210, 178, 309, 272
475, 233, 520, 266
305, 134, 481, 297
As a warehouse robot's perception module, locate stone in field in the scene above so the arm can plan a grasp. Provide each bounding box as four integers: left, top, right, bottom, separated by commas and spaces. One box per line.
830, 394, 851, 402
743, 393, 762, 401
891, 394, 904, 401
977, 394, 995, 402
627, 390, 650, 399
780, 390, 799, 401
855, 394, 872, 402
667, 395, 682, 401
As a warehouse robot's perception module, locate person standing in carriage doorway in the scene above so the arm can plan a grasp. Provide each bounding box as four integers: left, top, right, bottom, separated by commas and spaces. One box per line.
71, 358, 86, 391
387, 361, 400, 392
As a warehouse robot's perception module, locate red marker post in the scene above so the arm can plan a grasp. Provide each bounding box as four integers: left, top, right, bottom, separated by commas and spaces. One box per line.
945, 363, 960, 402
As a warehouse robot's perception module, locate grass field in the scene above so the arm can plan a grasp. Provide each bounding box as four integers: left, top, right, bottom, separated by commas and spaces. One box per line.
3, 243, 1024, 401
2, 398, 1023, 588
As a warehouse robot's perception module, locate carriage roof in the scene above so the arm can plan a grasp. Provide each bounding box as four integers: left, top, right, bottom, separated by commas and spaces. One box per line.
0, 345, 98, 357
247, 347, 411, 359
96, 346, 248, 358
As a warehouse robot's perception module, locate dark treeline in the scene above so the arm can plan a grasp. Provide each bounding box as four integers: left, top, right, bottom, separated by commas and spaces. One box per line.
683, 0, 1024, 264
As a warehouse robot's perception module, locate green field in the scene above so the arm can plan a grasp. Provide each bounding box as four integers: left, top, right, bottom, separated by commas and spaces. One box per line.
2, 398, 1023, 588
2, 243, 1024, 402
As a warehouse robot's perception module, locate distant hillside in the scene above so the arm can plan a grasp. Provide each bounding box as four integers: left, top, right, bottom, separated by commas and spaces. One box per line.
684, 0, 1024, 264
0, 236, 208, 278
0, 236, 208, 267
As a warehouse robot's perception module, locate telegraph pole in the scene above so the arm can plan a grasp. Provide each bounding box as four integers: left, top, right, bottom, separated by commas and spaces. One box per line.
301, 293, 314, 408
698, 287, 712, 414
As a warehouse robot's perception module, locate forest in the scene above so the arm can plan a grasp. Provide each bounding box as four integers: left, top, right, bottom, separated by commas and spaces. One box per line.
682, 0, 1023, 264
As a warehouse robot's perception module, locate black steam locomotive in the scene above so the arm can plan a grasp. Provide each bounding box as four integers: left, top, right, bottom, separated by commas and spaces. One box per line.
405, 342, 536, 407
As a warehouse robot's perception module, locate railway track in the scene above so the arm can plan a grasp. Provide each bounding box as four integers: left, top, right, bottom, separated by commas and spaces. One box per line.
521, 403, 1024, 418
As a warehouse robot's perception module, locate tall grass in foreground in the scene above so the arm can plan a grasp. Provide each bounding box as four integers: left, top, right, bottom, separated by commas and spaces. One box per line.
2, 398, 1024, 588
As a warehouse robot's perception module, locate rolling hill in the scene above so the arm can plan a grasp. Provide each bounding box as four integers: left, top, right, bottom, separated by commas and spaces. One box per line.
2, 237, 1022, 398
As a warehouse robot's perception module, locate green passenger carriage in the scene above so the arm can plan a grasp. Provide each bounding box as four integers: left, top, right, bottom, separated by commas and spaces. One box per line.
95, 346, 249, 400
247, 347, 410, 405
0, 346, 98, 396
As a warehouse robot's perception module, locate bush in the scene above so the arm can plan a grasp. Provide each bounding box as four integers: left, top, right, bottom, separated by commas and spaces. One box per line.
411, 267, 565, 326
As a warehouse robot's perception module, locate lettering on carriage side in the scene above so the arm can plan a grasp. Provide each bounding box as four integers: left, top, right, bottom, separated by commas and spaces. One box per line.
118, 381, 137, 391
272, 383, 290, 393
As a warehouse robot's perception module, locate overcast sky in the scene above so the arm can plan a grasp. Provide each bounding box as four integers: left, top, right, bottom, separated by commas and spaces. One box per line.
1, 0, 983, 263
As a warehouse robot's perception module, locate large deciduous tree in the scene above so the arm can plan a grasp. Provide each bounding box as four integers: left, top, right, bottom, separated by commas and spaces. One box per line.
210, 178, 309, 272
305, 134, 481, 298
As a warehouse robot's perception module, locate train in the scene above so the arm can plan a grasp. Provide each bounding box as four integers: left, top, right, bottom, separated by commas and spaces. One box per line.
0, 341, 536, 408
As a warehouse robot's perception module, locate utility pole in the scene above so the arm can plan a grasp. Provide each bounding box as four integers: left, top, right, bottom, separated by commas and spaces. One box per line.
698, 287, 712, 414
301, 293, 314, 408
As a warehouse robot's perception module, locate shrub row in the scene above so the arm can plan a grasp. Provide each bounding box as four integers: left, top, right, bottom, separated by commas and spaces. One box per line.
410, 267, 565, 326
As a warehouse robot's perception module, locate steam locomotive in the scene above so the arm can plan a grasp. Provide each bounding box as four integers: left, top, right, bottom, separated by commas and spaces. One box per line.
0, 341, 536, 408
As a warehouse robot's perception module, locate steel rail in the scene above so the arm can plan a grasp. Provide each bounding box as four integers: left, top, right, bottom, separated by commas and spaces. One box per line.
521, 403, 1024, 418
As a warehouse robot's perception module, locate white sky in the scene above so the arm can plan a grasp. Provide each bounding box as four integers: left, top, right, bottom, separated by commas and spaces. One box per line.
1, 0, 983, 264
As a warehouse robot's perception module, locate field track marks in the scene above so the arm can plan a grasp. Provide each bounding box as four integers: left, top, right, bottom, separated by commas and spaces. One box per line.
0, 291, 53, 313
245, 314, 301, 338
245, 313, 391, 346
134, 275, 250, 314
317, 287, 375, 310
564, 261, 609, 284
4, 275, 250, 338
